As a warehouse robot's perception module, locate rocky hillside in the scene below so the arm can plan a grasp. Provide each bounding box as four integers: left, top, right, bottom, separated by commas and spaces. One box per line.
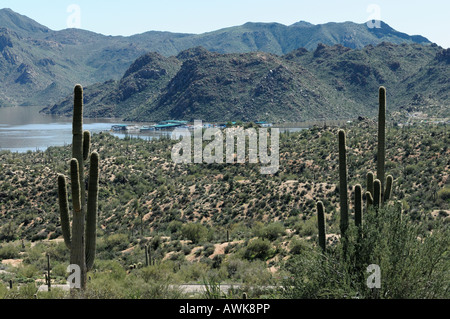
43, 43, 449, 122
0, 120, 448, 243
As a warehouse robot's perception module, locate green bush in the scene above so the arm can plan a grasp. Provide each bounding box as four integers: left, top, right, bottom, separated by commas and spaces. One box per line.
258, 222, 286, 241
437, 186, 450, 202
16, 264, 39, 280
244, 238, 274, 260
0, 243, 20, 259
294, 215, 318, 237
282, 205, 450, 299
181, 223, 208, 244
289, 238, 310, 255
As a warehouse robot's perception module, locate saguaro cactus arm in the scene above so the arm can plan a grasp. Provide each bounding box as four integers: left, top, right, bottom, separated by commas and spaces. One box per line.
384, 175, 393, 203
83, 131, 91, 161
58, 174, 71, 249
366, 191, 373, 210
86, 151, 99, 271
373, 179, 382, 208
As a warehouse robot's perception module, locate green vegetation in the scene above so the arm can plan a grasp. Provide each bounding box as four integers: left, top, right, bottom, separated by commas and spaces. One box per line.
0, 7, 448, 300
282, 204, 450, 298
286, 86, 449, 299
0, 85, 448, 298
0, 117, 448, 298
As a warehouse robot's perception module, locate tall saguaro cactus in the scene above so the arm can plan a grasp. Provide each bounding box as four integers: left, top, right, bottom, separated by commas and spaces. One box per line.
377, 86, 386, 200
315, 87, 395, 256
58, 84, 99, 290
338, 129, 349, 237
316, 201, 326, 252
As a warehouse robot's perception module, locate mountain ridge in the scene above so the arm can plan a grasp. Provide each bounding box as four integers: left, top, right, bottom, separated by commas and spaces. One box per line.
0, 8, 438, 108
42, 43, 449, 123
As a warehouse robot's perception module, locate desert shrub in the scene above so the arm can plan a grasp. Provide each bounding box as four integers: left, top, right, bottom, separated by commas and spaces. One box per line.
102, 233, 130, 252
181, 223, 208, 244
289, 238, 310, 255
168, 220, 183, 234
94, 260, 127, 281
202, 243, 216, 257
294, 215, 318, 237
84, 273, 125, 299
36, 286, 68, 299
244, 238, 274, 261
176, 262, 209, 282
122, 275, 186, 299
258, 222, 286, 241
16, 264, 39, 281
0, 243, 20, 259
223, 257, 246, 279
181, 245, 192, 255
282, 205, 450, 299
437, 186, 450, 202
0, 283, 8, 298
138, 263, 175, 283
51, 263, 68, 278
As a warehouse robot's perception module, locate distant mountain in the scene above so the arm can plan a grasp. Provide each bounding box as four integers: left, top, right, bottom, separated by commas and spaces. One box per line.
396, 48, 450, 116
0, 8, 435, 107
42, 43, 449, 122
181, 20, 430, 53
42, 52, 183, 117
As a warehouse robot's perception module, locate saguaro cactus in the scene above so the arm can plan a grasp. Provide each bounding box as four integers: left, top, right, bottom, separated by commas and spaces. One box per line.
377, 86, 386, 200
354, 184, 362, 227
46, 253, 51, 291
316, 201, 326, 252
58, 84, 99, 290
338, 129, 349, 237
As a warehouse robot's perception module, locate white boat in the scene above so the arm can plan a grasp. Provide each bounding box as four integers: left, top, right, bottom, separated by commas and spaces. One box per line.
140, 125, 155, 131
125, 125, 140, 132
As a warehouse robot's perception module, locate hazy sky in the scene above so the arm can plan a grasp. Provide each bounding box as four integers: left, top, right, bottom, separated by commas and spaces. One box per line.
1, 0, 449, 48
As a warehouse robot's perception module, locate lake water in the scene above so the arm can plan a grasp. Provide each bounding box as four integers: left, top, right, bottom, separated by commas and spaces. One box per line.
0, 106, 175, 152
0, 106, 319, 153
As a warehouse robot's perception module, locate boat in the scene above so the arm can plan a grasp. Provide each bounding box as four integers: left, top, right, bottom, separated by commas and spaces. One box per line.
111, 124, 141, 132
124, 125, 140, 132
154, 120, 188, 130
140, 125, 155, 131
111, 124, 128, 131
256, 121, 273, 127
